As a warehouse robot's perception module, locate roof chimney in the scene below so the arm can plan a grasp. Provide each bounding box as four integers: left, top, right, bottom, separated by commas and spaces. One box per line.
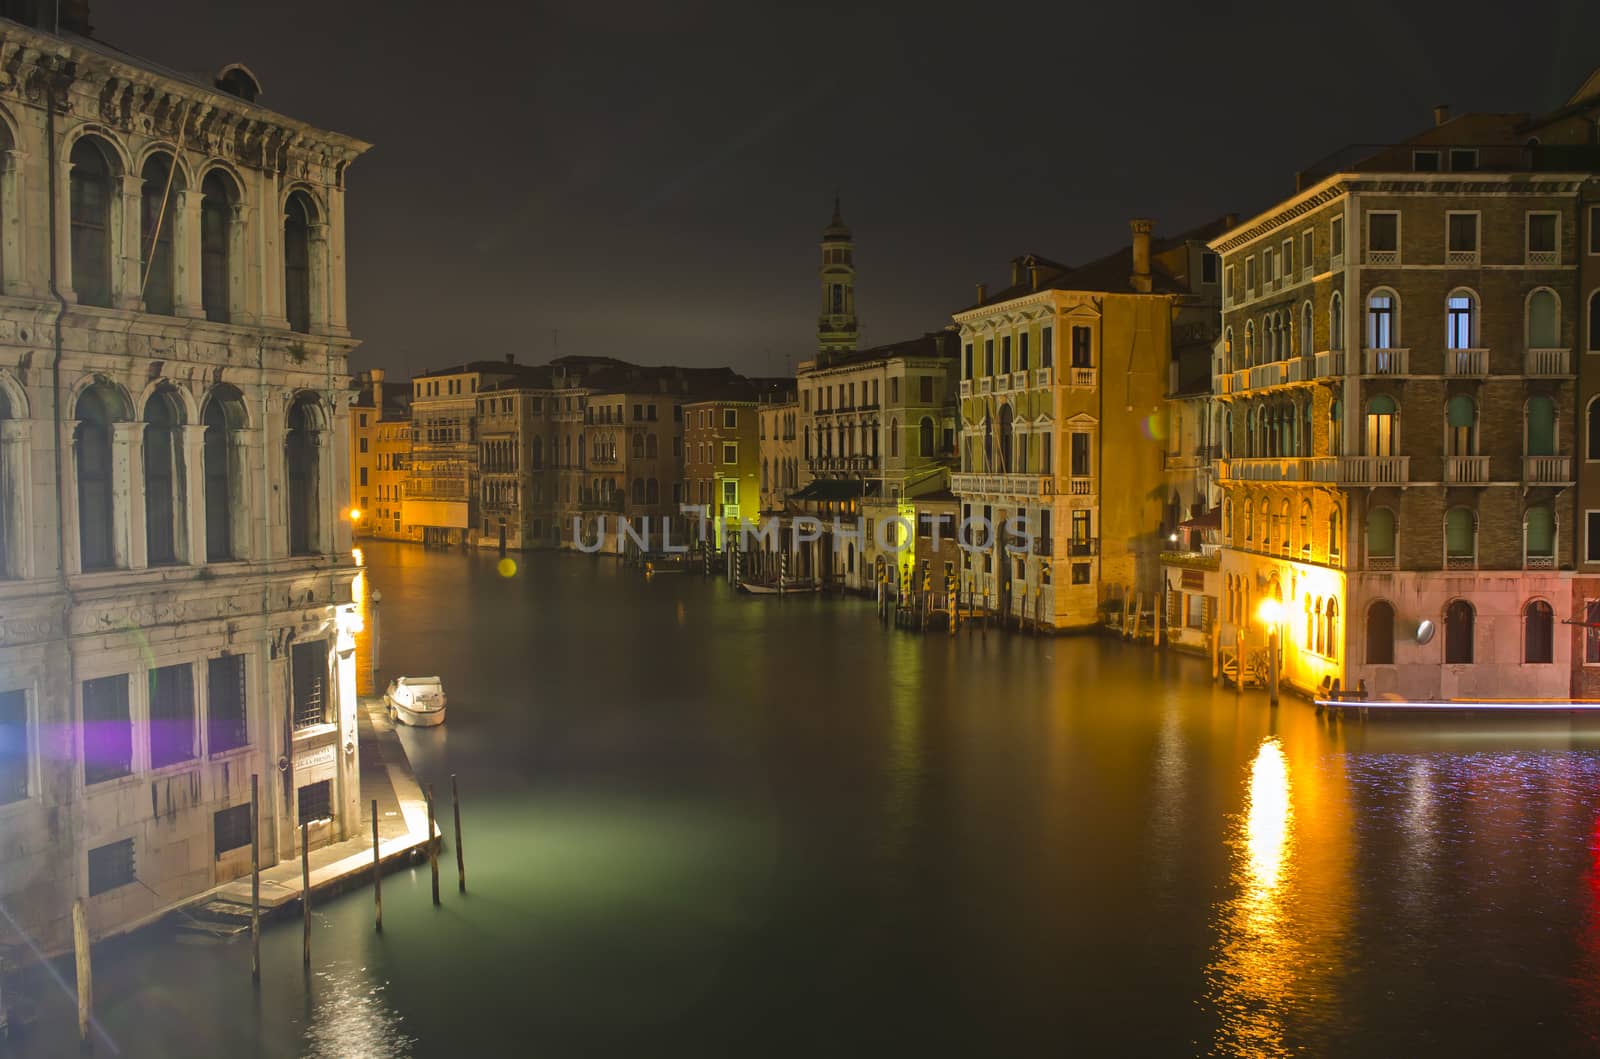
1433, 103, 1450, 126
1129, 218, 1154, 294
976, 282, 987, 304
1029, 264, 1041, 291
505, 353, 514, 364
1010, 258, 1024, 287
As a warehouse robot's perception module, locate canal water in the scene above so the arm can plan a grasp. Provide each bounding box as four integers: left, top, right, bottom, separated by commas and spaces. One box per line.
13, 540, 1600, 1056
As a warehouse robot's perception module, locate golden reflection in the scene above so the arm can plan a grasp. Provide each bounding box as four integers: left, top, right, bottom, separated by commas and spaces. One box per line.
1245, 739, 1290, 892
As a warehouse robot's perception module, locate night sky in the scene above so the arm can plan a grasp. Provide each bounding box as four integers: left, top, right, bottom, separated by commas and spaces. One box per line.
97, 1, 1600, 380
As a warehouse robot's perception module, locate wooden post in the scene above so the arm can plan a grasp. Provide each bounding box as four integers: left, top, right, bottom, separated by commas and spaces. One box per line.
426, 784, 440, 906
371, 798, 383, 933
301, 822, 312, 965
250, 774, 261, 983
1210, 620, 1221, 681
72, 899, 90, 1043
451, 774, 466, 894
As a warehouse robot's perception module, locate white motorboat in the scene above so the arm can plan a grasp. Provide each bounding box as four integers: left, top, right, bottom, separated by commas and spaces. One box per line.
737, 578, 821, 595
385, 676, 447, 727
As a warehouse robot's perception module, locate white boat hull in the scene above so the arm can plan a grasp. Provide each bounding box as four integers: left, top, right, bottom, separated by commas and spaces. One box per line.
389, 697, 446, 727
738, 579, 821, 595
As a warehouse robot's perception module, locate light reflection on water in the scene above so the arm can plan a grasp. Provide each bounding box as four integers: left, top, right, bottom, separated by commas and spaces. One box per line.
301, 962, 415, 1059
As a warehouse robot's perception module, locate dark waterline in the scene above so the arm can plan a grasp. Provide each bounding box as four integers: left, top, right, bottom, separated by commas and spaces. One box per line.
13, 541, 1600, 1057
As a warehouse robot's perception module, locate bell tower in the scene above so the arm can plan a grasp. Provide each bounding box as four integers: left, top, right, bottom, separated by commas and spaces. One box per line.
818, 197, 858, 361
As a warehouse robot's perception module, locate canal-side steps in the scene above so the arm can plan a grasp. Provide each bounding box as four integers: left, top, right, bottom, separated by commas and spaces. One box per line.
172, 699, 438, 938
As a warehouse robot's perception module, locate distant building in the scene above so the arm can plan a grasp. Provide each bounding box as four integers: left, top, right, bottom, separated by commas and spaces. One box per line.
475, 365, 554, 551
404, 360, 526, 547
758, 388, 799, 517
684, 389, 762, 550
952, 218, 1229, 631
350, 368, 411, 540
1210, 80, 1600, 699
0, 12, 369, 952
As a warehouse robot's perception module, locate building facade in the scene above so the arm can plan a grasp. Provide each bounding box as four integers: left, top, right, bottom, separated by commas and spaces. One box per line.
1212, 92, 1600, 699
404, 360, 525, 547
350, 368, 410, 540
951, 220, 1227, 631
0, 15, 368, 953
759, 392, 799, 516
684, 396, 760, 549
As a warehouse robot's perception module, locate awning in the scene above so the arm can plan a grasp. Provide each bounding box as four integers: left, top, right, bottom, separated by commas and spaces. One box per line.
1179, 507, 1221, 530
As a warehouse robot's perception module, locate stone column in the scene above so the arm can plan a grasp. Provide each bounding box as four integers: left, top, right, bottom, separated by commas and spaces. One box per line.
172, 188, 204, 318
307, 221, 330, 335
257, 171, 289, 329
181, 423, 207, 563
1, 148, 29, 297
229, 427, 257, 561
228, 203, 254, 324
325, 184, 350, 337
116, 173, 143, 311
0, 418, 30, 578
54, 151, 76, 302
111, 421, 146, 570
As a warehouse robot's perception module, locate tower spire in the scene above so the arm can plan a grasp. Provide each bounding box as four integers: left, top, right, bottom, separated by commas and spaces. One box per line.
818, 197, 857, 360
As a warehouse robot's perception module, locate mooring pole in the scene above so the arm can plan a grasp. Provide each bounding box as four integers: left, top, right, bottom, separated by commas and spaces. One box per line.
451, 774, 466, 894
426, 784, 440, 906
250, 774, 261, 983
301, 822, 312, 965
72, 899, 91, 1042
372, 798, 383, 932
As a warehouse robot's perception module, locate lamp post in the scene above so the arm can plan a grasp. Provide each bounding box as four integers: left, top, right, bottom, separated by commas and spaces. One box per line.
1257, 597, 1281, 707
370, 588, 382, 692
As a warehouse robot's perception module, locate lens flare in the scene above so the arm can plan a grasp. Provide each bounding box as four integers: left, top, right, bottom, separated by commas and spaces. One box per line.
497, 557, 517, 578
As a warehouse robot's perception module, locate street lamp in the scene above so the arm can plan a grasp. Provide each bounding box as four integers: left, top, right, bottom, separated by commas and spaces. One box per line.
369, 588, 382, 692
1257, 597, 1282, 707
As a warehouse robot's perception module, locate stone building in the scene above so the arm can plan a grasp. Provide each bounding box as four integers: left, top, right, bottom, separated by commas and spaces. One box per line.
403, 360, 523, 547
951, 219, 1228, 631
684, 390, 760, 551
758, 388, 798, 517
476, 364, 553, 552
0, 12, 368, 953
350, 367, 409, 540
1211, 87, 1600, 699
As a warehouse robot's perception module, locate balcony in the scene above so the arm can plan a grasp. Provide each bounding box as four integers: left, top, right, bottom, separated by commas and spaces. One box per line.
1068, 367, 1097, 389
1337, 455, 1409, 485
1232, 368, 1250, 393
1312, 350, 1345, 379
1526, 348, 1570, 376
1525, 455, 1572, 483
1034, 367, 1053, 388
950, 473, 1057, 497
1068, 537, 1099, 557
1213, 372, 1236, 397
1216, 457, 1332, 483
1444, 455, 1490, 484
1285, 357, 1309, 383
1068, 475, 1094, 495
1444, 348, 1488, 377
1366, 249, 1399, 266
1527, 249, 1559, 267
1011, 371, 1030, 390
959, 380, 972, 398
1445, 249, 1480, 267
1364, 348, 1409, 376
1249, 363, 1287, 388
1526, 553, 1557, 570
979, 378, 993, 395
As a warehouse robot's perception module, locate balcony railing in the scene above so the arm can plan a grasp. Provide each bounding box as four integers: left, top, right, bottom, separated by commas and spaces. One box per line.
1444, 455, 1490, 483
1525, 455, 1572, 483
1285, 357, 1309, 383
1444, 348, 1488, 377
1338, 456, 1410, 484
1068, 538, 1098, 557
959, 380, 972, 398
1011, 371, 1030, 390
1527, 250, 1559, 267
1312, 350, 1345, 379
1526, 348, 1570, 376
1366, 249, 1399, 266
1445, 554, 1476, 571
1233, 368, 1250, 392
1216, 457, 1327, 483
1213, 372, 1236, 396
1366, 554, 1395, 572
1364, 348, 1409, 376
1526, 554, 1556, 570
979, 378, 993, 394
1069, 475, 1094, 495
1250, 363, 1287, 388
1445, 249, 1479, 266
1034, 367, 1053, 388
1069, 367, 1097, 389
950, 473, 1057, 497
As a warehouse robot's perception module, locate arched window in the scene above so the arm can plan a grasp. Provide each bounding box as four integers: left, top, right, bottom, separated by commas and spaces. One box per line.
70, 137, 114, 308
1325, 597, 1339, 659
1329, 399, 1343, 456
631, 478, 644, 504
1588, 399, 1600, 461
1528, 288, 1559, 349
1301, 301, 1313, 356
1446, 394, 1477, 456
761, 460, 768, 492
803, 425, 810, 458
1367, 291, 1397, 348
645, 478, 659, 504
1589, 291, 1600, 353
1367, 601, 1395, 664
919, 416, 934, 458
200, 171, 235, 323
1445, 507, 1476, 566
1304, 595, 1315, 651
1224, 328, 1234, 369
1328, 507, 1343, 558
203, 387, 247, 562
1367, 506, 1395, 566
1528, 396, 1556, 458
75, 383, 121, 570
1244, 321, 1255, 365
1223, 498, 1233, 541
1299, 500, 1312, 554
1526, 505, 1555, 564
998, 406, 1013, 471
1301, 400, 1313, 457
1278, 498, 1290, 553
286, 395, 322, 556
1244, 498, 1254, 541
1446, 290, 1476, 349
284, 191, 314, 333
139, 154, 180, 316
890, 417, 899, 458
1329, 291, 1344, 351
1524, 600, 1555, 664
1445, 599, 1475, 664
1365, 395, 1397, 456
632, 433, 644, 459
143, 385, 184, 564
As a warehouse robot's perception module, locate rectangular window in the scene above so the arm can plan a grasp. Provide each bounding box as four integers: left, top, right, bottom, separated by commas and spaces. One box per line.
1446, 212, 1479, 256
1070, 433, 1091, 476
984, 340, 994, 376
963, 343, 973, 379
1041, 327, 1054, 366
358, 437, 368, 454
214, 803, 252, 859
1201, 252, 1219, 284
722, 480, 737, 505
1001, 336, 1012, 374
1263, 247, 1275, 283
298, 779, 332, 825
1039, 431, 1051, 473
0, 689, 26, 804
88, 838, 135, 896
359, 467, 368, 486
290, 640, 328, 730
1590, 512, 1600, 563
647, 405, 657, 421
1528, 212, 1558, 261
723, 409, 737, 429
1282, 238, 1293, 278
722, 443, 737, 464
147, 662, 196, 770
1413, 149, 1440, 172
1302, 231, 1314, 274
1590, 206, 1600, 255
1448, 148, 1478, 172
919, 375, 934, 403
82, 674, 132, 785
1224, 265, 1236, 302
890, 377, 900, 403
208, 654, 248, 754
1245, 256, 1257, 293
1018, 332, 1030, 371
1331, 216, 1344, 259
1071, 562, 1091, 585
802, 390, 811, 413
1070, 326, 1092, 368
1368, 212, 1399, 254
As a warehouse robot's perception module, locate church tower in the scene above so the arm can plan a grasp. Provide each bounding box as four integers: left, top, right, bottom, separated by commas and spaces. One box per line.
817, 197, 858, 360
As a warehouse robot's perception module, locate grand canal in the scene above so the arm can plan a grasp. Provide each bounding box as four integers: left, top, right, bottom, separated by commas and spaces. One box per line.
13, 541, 1600, 1056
